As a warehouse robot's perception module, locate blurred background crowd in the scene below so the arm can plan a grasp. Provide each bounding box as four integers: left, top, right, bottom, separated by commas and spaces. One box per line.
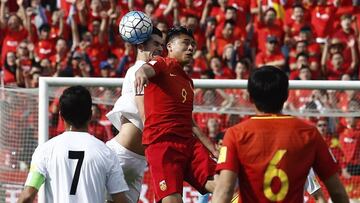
0, 0, 360, 197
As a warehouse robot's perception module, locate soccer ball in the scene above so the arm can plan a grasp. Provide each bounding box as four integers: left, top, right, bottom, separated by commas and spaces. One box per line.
119, 11, 153, 44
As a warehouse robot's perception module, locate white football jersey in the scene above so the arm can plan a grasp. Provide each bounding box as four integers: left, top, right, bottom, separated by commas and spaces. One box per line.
28, 131, 128, 203
106, 60, 146, 131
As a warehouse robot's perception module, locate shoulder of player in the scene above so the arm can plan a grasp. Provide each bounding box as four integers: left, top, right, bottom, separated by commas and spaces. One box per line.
127, 60, 147, 73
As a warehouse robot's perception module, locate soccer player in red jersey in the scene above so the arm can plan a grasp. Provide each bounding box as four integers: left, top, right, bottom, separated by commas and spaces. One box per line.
134, 26, 218, 203
212, 66, 349, 203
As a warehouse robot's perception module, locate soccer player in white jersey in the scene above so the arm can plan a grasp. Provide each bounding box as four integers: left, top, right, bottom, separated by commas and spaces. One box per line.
18, 86, 129, 203
106, 27, 164, 203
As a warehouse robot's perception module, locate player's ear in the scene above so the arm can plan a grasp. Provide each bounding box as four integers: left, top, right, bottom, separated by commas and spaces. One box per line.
166, 42, 172, 52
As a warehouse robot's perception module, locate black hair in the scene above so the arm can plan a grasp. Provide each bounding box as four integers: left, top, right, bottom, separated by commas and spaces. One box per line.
108, 52, 118, 59
201, 69, 215, 79
215, 132, 225, 143
39, 24, 51, 32
292, 3, 304, 10
247, 66, 289, 113
296, 52, 309, 60
224, 19, 236, 27
300, 26, 312, 33
165, 26, 194, 44
225, 6, 237, 12
151, 26, 163, 38
59, 86, 92, 128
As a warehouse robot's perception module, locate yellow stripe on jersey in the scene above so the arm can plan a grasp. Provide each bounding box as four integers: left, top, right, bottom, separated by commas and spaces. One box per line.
231, 192, 239, 203
25, 164, 45, 190
218, 147, 227, 164
251, 115, 293, 120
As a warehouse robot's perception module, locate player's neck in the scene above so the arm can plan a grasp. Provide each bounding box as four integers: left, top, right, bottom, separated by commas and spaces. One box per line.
255, 108, 282, 115
64, 123, 88, 133
136, 53, 150, 62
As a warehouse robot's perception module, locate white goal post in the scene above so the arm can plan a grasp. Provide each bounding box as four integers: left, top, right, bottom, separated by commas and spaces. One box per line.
37, 77, 360, 202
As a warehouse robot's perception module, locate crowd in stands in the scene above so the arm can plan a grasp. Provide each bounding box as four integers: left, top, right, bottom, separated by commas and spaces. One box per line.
0, 0, 359, 198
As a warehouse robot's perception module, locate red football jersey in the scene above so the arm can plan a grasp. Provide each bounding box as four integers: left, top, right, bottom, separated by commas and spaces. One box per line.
217, 115, 339, 202
143, 56, 194, 145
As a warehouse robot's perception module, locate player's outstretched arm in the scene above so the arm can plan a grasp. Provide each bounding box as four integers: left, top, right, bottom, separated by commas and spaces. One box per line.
212, 170, 237, 203
17, 186, 38, 203
324, 174, 349, 203
134, 64, 156, 95
111, 192, 130, 203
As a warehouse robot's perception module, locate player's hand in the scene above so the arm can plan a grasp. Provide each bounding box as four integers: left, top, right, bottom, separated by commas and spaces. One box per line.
134, 68, 148, 95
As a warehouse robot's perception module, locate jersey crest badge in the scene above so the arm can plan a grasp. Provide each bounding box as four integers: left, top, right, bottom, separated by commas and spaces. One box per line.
159, 180, 167, 191
218, 147, 227, 164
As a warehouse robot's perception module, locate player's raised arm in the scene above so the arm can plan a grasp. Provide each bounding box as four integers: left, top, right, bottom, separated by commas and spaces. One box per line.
134, 63, 156, 95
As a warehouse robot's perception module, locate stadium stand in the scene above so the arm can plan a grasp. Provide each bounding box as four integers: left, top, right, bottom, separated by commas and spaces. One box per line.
1, 0, 360, 202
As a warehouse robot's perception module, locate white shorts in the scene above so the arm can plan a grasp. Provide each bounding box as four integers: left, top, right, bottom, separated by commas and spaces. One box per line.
106, 139, 147, 203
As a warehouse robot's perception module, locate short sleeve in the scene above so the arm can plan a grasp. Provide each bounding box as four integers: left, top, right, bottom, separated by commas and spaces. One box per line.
29, 145, 48, 177
216, 128, 239, 173
312, 130, 340, 181
106, 151, 129, 194
24, 145, 48, 189
148, 56, 167, 76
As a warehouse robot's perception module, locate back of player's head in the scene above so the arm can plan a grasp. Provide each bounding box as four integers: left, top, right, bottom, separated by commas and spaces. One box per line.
59, 86, 92, 128
165, 26, 194, 44
247, 66, 288, 113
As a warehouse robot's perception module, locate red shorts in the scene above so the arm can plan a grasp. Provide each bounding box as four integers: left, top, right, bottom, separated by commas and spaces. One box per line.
145, 136, 216, 202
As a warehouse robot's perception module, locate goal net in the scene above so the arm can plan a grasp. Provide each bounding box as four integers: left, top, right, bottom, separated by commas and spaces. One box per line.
1, 78, 360, 203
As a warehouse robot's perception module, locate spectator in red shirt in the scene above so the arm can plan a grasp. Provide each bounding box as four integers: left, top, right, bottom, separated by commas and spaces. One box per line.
209, 55, 235, 79
285, 66, 314, 111
297, 26, 321, 58
50, 9, 70, 41
289, 52, 311, 79
339, 117, 360, 177
50, 38, 69, 75
254, 6, 284, 54
310, 0, 336, 43
289, 40, 320, 77
255, 35, 285, 69
183, 14, 205, 51
0, 0, 31, 67
316, 118, 345, 170
332, 14, 359, 72
2, 51, 18, 85
284, 4, 311, 43
215, 6, 246, 38
210, 19, 240, 57
34, 24, 55, 62
88, 104, 113, 142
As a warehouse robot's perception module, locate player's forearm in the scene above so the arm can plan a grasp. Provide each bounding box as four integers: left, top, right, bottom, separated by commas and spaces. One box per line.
192, 121, 218, 158
18, 187, 38, 203
140, 63, 156, 78
324, 174, 349, 203
212, 170, 237, 203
